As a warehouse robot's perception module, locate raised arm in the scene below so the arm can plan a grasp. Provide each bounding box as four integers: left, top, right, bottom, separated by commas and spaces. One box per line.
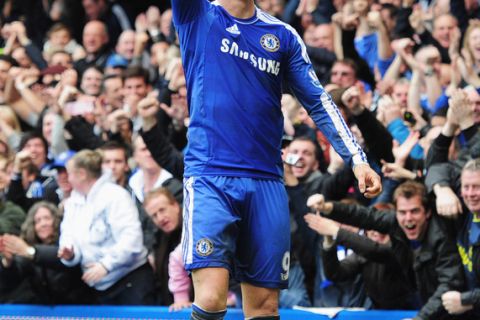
171, 0, 210, 26
285, 33, 381, 197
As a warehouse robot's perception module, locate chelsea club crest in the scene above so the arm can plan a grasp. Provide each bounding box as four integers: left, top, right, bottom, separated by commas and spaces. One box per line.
196, 238, 214, 256
260, 34, 280, 52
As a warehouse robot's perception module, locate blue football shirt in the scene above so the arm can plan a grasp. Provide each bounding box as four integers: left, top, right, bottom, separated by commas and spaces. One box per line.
171, 0, 367, 179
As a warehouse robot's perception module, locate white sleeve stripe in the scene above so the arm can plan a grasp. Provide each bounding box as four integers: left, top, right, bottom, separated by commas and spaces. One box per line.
182, 177, 195, 265
256, 11, 310, 63
320, 92, 367, 163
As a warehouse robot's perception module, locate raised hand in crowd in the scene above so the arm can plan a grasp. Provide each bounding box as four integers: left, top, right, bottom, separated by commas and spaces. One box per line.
433, 184, 463, 218
442, 291, 474, 315
10, 21, 30, 47
392, 131, 420, 167
408, 5, 426, 35
138, 93, 159, 131
458, 48, 480, 87
160, 93, 189, 131
392, 38, 415, 57
367, 10, 383, 29
12, 150, 32, 174
306, 193, 330, 214
448, 27, 461, 62
341, 86, 364, 116
447, 88, 474, 131
134, 14, 150, 58
146, 6, 161, 35
304, 212, 340, 237
165, 58, 186, 92
106, 109, 131, 138
135, 13, 148, 34
376, 95, 403, 127
381, 160, 417, 181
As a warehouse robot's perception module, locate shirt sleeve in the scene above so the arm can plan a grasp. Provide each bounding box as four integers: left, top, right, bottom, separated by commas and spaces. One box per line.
284, 30, 368, 168
59, 207, 82, 267
171, 0, 210, 26
99, 188, 145, 272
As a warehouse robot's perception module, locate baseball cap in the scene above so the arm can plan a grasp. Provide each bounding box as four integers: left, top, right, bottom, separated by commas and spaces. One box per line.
51, 150, 76, 169
106, 54, 129, 69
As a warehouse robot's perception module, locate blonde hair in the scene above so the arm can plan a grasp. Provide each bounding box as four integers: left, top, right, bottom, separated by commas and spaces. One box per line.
70, 149, 103, 179
463, 19, 480, 56
144, 187, 178, 208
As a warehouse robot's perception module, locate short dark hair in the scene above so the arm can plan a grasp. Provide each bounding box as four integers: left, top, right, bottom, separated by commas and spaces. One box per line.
333, 59, 358, 77
99, 141, 129, 162
122, 65, 149, 85
19, 132, 49, 154
101, 74, 123, 93
0, 54, 18, 67
290, 136, 327, 172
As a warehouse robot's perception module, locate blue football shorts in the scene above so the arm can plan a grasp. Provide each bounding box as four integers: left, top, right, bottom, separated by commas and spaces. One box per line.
181, 176, 291, 289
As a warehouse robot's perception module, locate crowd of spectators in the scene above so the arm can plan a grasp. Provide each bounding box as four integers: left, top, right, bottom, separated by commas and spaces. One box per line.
0, 0, 480, 319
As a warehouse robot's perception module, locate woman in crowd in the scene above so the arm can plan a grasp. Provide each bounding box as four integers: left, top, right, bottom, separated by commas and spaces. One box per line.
0, 201, 94, 304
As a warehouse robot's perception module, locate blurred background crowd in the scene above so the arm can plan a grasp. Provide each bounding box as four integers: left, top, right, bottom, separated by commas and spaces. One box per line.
1, 0, 480, 319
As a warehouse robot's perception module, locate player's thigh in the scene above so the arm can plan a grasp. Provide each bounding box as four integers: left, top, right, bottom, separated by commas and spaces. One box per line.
241, 282, 279, 317
182, 176, 240, 272
235, 179, 291, 289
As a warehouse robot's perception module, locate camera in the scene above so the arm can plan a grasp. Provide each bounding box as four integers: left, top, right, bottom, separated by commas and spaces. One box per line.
403, 111, 416, 126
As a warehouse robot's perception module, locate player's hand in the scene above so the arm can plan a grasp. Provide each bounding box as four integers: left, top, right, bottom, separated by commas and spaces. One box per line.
353, 163, 382, 198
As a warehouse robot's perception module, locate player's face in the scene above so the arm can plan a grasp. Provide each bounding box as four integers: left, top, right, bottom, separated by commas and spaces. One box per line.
144, 194, 181, 233
288, 140, 318, 178
461, 170, 480, 213
395, 195, 430, 240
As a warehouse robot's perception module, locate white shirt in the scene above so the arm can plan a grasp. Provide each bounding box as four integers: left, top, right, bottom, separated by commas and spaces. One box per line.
60, 174, 147, 290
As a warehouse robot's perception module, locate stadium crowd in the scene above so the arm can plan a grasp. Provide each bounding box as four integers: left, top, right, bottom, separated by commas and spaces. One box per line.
0, 0, 479, 319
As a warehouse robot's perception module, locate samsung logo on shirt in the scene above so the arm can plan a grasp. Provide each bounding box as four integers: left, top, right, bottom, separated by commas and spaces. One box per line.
220, 38, 280, 76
